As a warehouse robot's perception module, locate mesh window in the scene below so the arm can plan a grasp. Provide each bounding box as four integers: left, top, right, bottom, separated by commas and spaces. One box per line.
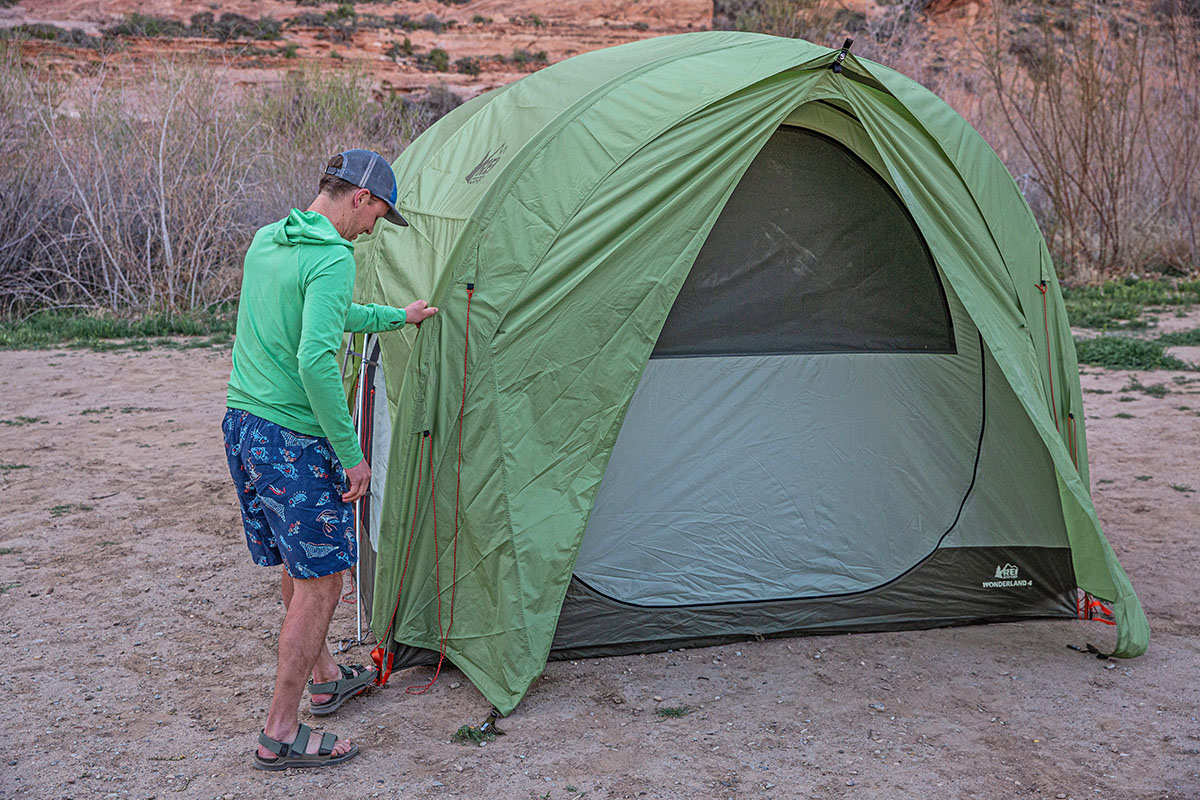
653, 127, 954, 357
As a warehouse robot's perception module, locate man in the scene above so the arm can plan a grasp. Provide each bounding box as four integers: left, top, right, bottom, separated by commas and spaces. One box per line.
222, 149, 436, 771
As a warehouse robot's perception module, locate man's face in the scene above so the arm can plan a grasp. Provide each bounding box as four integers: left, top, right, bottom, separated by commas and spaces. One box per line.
346, 188, 391, 240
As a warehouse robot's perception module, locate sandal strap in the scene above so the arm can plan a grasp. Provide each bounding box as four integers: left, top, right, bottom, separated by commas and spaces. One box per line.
319, 731, 337, 756
291, 723, 312, 757
309, 664, 371, 694
258, 730, 289, 757
259, 722, 314, 758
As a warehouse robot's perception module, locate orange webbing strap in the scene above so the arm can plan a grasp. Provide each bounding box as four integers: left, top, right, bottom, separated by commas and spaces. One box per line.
372, 430, 428, 686
407, 284, 473, 695
1036, 282, 1059, 431
1077, 591, 1116, 626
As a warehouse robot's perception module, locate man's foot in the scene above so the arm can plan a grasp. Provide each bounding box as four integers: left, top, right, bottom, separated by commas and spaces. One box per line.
308, 662, 341, 707
254, 722, 356, 770
308, 663, 375, 715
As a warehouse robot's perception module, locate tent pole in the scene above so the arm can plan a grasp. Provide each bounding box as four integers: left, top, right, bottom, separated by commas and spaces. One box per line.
353, 335, 370, 644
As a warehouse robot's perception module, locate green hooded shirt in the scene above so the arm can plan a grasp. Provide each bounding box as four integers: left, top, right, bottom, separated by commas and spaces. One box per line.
226, 209, 404, 468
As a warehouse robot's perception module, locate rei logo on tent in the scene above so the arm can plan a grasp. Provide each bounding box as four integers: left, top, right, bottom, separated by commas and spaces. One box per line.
466, 144, 507, 184
983, 563, 1032, 589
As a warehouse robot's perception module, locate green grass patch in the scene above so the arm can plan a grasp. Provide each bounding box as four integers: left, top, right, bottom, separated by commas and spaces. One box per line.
50, 503, 94, 517
1157, 329, 1200, 347
1, 416, 43, 426
1171, 484, 1195, 493
0, 463, 29, 471
1074, 336, 1191, 371
451, 724, 504, 746
1063, 279, 1200, 331
655, 705, 693, 719
1123, 376, 1170, 398
1136, 475, 1152, 481
0, 308, 236, 351
1114, 412, 1135, 419
0, 547, 18, 555
0, 582, 20, 595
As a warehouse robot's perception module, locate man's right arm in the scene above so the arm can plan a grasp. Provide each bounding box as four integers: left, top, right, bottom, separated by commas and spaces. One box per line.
344, 300, 438, 332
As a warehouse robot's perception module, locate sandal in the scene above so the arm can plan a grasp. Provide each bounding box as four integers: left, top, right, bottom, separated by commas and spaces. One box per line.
252, 723, 358, 771
308, 663, 376, 716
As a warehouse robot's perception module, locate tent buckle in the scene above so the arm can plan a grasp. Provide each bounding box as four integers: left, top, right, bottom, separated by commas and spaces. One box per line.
831, 38, 854, 73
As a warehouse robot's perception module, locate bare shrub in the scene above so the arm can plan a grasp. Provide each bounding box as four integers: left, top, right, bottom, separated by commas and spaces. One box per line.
254, 67, 435, 209
0, 50, 448, 315
14, 60, 267, 312
978, 2, 1200, 279
0, 47, 72, 312
725, 0, 1200, 281
728, 0, 854, 44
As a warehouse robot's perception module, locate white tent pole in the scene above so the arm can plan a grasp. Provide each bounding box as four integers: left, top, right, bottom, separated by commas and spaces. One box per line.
339, 333, 354, 379
353, 334, 370, 644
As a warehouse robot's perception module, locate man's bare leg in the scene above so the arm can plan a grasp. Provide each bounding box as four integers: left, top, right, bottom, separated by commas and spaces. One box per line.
280, 570, 342, 706
258, 570, 352, 759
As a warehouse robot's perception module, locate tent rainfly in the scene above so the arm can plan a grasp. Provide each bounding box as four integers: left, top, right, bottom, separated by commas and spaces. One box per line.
346, 31, 1149, 716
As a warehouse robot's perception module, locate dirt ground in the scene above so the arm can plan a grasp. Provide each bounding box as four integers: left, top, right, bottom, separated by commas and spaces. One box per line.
1, 340, 1198, 800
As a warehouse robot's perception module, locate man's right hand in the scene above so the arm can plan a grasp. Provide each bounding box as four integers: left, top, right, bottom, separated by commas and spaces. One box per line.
405, 299, 438, 325
342, 459, 371, 503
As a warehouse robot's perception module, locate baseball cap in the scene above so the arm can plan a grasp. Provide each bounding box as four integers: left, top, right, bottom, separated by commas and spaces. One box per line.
325, 149, 408, 227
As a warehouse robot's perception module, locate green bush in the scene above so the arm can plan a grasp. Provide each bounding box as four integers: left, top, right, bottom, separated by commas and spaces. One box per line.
505, 48, 548, 66
1063, 278, 1199, 330
418, 48, 450, 72
0, 23, 102, 49
106, 12, 281, 41
105, 13, 188, 38
1074, 336, 1191, 370
384, 38, 412, 60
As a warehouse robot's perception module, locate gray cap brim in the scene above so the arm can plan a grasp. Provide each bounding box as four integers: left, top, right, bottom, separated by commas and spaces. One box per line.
384, 205, 409, 227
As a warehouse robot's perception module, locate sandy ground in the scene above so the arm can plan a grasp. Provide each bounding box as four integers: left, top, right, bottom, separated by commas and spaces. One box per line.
1, 342, 1198, 800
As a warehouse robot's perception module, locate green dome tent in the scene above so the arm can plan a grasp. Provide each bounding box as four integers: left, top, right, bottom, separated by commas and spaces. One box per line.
348, 31, 1148, 715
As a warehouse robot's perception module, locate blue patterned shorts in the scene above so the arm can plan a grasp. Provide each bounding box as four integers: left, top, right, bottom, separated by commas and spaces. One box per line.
222, 408, 356, 579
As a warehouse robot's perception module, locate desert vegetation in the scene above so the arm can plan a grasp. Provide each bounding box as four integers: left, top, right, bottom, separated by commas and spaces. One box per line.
725, 0, 1200, 283
0, 46, 459, 317
0, 0, 1197, 324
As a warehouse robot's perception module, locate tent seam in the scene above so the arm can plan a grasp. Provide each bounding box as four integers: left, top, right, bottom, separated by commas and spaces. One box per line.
485, 346, 534, 669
